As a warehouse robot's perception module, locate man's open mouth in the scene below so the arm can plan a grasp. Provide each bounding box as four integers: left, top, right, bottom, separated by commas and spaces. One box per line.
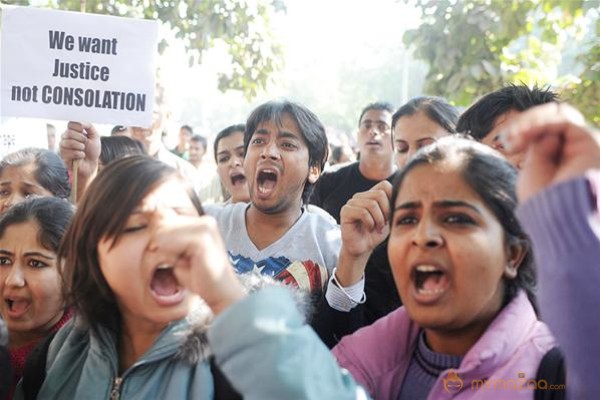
256, 168, 278, 196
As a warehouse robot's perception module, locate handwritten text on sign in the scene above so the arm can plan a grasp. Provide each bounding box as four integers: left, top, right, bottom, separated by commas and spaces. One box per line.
1, 6, 158, 126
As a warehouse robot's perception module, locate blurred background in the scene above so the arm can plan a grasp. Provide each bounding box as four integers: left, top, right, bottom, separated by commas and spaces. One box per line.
1, 0, 598, 162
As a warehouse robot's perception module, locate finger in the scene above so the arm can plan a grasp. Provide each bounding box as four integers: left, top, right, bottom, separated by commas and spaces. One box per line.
346, 197, 387, 231
61, 130, 88, 145
60, 149, 86, 162
350, 183, 392, 224
502, 103, 587, 153
370, 180, 393, 200
60, 138, 87, 152
341, 204, 376, 232
66, 121, 85, 133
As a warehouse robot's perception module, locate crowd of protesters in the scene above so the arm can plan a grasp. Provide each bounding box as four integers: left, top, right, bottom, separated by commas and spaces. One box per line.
0, 83, 598, 400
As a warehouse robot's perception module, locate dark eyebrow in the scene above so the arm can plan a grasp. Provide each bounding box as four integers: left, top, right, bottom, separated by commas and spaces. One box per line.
278, 131, 301, 140
416, 137, 435, 144
24, 251, 55, 260
0, 249, 13, 256
253, 129, 270, 136
395, 201, 421, 211
394, 200, 482, 215
435, 200, 482, 214
217, 150, 231, 157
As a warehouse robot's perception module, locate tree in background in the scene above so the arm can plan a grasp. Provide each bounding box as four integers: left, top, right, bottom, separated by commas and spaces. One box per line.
3, 0, 286, 100
404, 0, 599, 123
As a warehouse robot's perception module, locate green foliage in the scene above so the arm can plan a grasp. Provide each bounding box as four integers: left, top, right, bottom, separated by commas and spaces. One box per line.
2, 0, 285, 100
404, 0, 600, 124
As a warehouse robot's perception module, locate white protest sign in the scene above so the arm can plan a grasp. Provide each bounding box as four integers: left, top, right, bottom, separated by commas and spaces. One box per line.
0, 6, 158, 127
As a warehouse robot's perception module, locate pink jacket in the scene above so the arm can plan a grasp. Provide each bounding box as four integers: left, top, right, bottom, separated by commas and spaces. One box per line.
332, 291, 556, 400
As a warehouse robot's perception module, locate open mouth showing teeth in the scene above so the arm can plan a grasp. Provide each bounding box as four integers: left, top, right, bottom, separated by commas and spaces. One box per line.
413, 265, 450, 295
257, 170, 277, 194
230, 173, 246, 186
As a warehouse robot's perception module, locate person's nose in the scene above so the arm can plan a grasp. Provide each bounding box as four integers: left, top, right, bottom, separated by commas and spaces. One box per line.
232, 156, 243, 167
411, 218, 444, 249
260, 141, 281, 161
4, 264, 26, 288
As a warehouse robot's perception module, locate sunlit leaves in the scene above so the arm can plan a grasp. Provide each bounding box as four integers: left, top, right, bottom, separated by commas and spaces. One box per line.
405, 0, 599, 124
14, 0, 286, 100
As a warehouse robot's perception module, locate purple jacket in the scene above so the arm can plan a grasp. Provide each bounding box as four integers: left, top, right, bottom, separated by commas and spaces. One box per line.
517, 171, 600, 399
332, 291, 556, 400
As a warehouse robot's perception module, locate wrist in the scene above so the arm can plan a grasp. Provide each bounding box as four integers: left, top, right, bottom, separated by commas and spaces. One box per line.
335, 247, 370, 287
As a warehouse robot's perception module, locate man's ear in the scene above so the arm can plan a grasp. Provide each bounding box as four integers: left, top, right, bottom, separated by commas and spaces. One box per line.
307, 164, 320, 184
503, 240, 528, 279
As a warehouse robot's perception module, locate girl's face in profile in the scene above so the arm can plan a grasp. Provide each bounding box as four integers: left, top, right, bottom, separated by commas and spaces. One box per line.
0, 220, 63, 347
0, 164, 53, 215
388, 163, 521, 348
97, 178, 200, 331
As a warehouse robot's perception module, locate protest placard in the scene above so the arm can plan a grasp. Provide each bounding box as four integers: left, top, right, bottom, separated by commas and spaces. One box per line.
0, 5, 158, 127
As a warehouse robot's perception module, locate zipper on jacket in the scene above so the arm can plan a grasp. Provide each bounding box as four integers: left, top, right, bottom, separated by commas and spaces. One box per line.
109, 377, 123, 400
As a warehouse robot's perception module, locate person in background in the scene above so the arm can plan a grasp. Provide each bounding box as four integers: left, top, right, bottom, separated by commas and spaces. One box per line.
213, 124, 249, 204
0, 148, 70, 215
46, 125, 56, 153
393, 96, 459, 168
328, 143, 355, 167
0, 198, 74, 399
189, 133, 223, 205
171, 125, 193, 160
61, 116, 199, 202
456, 83, 558, 168
99, 136, 146, 170
311, 102, 396, 223
110, 125, 132, 137
189, 134, 208, 169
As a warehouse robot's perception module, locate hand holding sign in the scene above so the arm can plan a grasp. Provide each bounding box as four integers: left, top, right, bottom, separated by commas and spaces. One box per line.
60, 121, 100, 202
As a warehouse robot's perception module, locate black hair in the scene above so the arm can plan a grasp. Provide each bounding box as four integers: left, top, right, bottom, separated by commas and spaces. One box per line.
358, 102, 395, 127
190, 134, 208, 150
390, 136, 536, 310
457, 84, 559, 140
0, 197, 74, 253
244, 100, 328, 203
180, 125, 194, 135
391, 96, 459, 133
0, 148, 70, 199
213, 124, 246, 163
60, 155, 203, 332
110, 125, 128, 136
100, 136, 146, 166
